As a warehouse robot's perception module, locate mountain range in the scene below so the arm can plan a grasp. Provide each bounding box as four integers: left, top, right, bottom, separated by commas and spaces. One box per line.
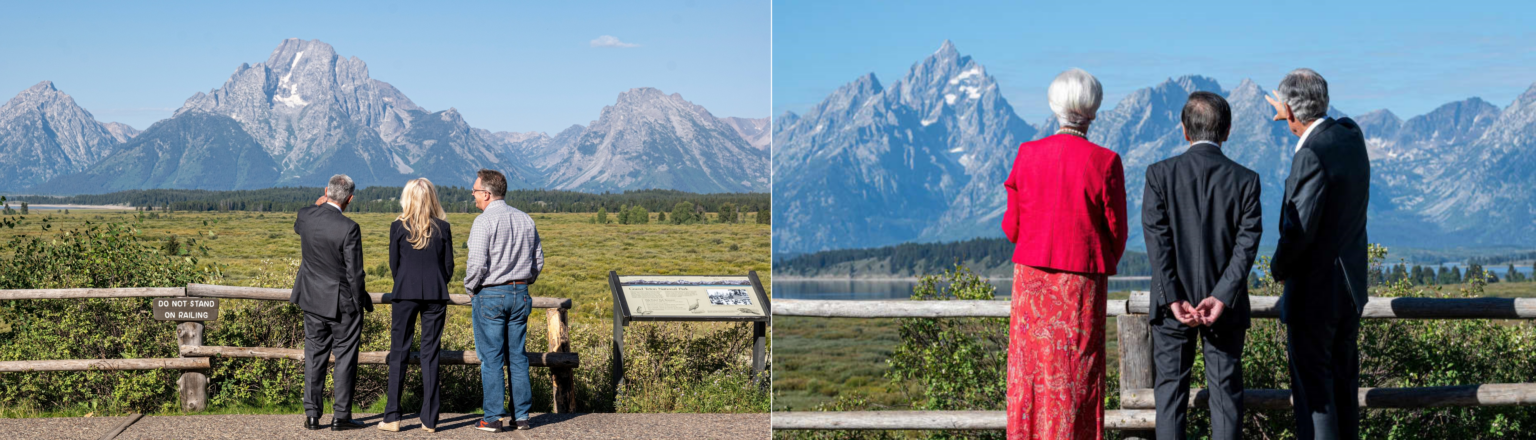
0, 38, 768, 194
773, 40, 1536, 253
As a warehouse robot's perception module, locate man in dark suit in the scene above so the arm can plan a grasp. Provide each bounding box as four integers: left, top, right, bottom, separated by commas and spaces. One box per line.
291, 174, 374, 431
1142, 91, 1263, 440
1265, 68, 1371, 440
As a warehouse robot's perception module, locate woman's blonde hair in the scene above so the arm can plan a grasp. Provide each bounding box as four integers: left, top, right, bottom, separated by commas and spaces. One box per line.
398, 178, 447, 250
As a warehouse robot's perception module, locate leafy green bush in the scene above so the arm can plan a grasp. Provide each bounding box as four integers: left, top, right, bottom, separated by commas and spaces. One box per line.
888, 265, 1006, 413
671, 202, 697, 225
0, 220, 212, 414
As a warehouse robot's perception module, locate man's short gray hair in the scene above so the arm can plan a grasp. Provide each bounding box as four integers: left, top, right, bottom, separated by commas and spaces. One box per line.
1278, 68, 1329, 123
1048, 68, 1103, 128
325, 174, 355, 203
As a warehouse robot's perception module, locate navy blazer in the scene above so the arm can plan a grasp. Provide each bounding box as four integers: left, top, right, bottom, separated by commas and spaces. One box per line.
389, 218, 455, 301
1142, 143, 1263, 329
1272, 117, 1371, 323
292, 204, 374, 318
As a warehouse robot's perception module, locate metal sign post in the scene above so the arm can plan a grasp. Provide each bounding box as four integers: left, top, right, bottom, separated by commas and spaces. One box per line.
608, 270, 771, 390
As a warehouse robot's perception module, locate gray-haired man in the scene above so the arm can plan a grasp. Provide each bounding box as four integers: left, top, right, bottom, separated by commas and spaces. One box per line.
1265, 69, 1370, 440
291, 174, 374, 431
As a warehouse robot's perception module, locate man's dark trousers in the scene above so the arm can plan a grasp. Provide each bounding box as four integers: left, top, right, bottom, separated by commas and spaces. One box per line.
303, 309, 362, 419
1152, 315, 1246, 440
1288, 292, 1361, 440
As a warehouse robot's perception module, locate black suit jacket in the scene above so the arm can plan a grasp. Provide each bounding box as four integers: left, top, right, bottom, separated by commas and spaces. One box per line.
388, 218, 454, 301
1272, 117, 1371, 323
1142, 143, 1263, 329
291, 204, 373, 318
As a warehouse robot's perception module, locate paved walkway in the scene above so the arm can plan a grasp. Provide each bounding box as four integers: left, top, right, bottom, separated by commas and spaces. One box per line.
0, 412, 770, 439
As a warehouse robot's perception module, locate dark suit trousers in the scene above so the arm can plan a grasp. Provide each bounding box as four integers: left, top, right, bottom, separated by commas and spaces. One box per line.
1287, 303, 1361, 440
384, 300, 448, 428
1152, 315, 1246, 440
302, 309, 362, 419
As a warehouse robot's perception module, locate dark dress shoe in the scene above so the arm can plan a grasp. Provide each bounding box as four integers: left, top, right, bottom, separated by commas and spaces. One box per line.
332, 418, 367, 431
304, 417, 325, 430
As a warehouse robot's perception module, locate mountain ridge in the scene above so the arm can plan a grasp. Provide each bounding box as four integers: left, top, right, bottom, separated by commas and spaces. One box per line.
0, 39, 766, 195
773, 41, 1536, 253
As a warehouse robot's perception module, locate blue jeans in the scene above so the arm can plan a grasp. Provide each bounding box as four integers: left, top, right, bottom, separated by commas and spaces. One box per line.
472, 284, 533, 423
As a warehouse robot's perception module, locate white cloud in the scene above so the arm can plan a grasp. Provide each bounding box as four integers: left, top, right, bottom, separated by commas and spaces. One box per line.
590, 35, 640, 48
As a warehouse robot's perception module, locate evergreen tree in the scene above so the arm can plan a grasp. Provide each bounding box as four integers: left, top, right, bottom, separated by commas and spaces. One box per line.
671, 202, 696, 225
616, 204, 629, 224
596, 207, 608, 224
1411, 266, 1424, 285
756, 209, 771, 225
657, 210, 666, 222
719, 203, 737, 223
1507, 264, 1521, 282
1450, 266, 1462, 284
19, 202, 27, 215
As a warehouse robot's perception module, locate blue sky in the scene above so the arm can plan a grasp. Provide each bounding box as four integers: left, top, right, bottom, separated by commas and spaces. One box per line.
0, 0, 769, 134
774, 0, 1536, 124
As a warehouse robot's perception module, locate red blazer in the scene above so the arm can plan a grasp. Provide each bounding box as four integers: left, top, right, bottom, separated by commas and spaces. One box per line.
1002, 133, 1128, 275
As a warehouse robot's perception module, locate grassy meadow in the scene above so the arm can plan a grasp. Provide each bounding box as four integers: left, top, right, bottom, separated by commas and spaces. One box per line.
0, 207, 771, 416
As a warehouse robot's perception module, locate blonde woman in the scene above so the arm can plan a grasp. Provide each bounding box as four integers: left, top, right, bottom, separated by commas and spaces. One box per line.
378, 178, 454, 433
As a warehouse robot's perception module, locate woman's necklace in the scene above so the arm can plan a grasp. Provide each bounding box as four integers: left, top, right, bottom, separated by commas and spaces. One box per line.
1057, 127, 1088, 139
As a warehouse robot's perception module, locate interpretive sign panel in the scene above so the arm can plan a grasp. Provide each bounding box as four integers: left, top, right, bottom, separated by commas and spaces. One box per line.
613, 275, 767, 321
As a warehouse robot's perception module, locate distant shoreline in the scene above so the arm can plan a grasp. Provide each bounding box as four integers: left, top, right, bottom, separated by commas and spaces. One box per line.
13, 204, 133, 210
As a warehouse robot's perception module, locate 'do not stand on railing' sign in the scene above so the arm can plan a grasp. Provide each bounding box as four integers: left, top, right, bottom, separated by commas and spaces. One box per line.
607, 271, 770, 389
152, 298, 219, 321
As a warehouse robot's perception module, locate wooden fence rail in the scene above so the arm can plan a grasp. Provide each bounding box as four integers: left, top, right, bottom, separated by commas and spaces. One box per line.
179, 345, 581, 368
775, 292, 1536, 319
0, 284, 579, 413
772, 410, 1158, 430
772, 291, 1536, 433
0, 358, 210, 373
1119, 383, 1536, 410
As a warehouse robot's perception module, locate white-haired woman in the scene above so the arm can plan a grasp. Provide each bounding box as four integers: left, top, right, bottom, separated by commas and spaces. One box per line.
378, 178, 454, 433
1001, 68, 1128, 439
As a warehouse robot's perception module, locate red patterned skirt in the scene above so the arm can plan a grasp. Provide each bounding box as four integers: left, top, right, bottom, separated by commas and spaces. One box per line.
1006, 263, 1108, 440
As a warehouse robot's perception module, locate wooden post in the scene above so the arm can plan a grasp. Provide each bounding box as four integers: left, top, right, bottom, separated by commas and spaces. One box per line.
751, 321, 767, 383
547, 307, 575, 413
1117, 314, 1154, 440
177, 322, 208, 412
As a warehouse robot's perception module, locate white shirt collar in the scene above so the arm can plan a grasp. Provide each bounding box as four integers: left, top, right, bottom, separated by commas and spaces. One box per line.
325, 202, 343, 213
1295, 118, 1328, 153
1190, 140, 1220, 149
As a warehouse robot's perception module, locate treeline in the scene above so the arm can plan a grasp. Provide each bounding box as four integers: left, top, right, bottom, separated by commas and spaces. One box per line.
777, 237, 1151, 277
594, 201, 769, 225
1467, 251, 1536, 266
8, 187, 769, 214
1372, 262, 1533, 285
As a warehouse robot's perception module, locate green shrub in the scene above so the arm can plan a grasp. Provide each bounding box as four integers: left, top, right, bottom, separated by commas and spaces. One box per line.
671, 202, 697, 225
0, 221, 213, 414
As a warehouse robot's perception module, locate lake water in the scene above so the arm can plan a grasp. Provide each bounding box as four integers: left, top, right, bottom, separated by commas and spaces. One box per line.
775, 278, 1151, 300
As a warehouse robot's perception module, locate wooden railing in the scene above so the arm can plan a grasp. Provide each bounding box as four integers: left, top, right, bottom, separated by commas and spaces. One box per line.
772, 291, 1536, 433
0, 284, 578, 413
